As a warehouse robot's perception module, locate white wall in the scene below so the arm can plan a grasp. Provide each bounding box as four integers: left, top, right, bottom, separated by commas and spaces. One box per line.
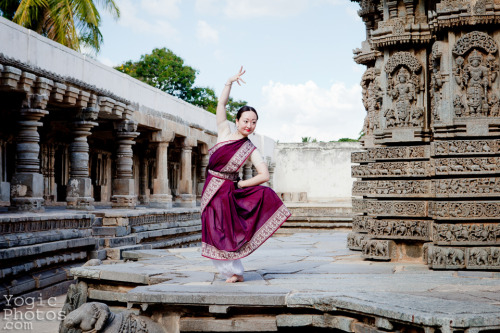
273, 142, 362, 202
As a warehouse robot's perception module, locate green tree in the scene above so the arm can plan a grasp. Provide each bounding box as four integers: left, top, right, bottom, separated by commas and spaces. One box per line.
116, 47, 247, 119
0, 0, 120, 53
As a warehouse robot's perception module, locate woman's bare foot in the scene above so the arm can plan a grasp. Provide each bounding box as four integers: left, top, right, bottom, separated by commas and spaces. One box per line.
225, 274, 244, 283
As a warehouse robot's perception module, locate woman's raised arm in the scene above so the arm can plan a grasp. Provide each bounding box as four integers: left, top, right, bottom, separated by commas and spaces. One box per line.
216, 67, 246, 126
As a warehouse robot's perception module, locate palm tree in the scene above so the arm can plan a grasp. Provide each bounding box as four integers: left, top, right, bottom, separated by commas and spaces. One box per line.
0, 0, 120, 54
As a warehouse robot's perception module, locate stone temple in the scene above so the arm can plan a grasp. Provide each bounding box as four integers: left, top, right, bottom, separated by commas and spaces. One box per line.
349, 0, 500, 270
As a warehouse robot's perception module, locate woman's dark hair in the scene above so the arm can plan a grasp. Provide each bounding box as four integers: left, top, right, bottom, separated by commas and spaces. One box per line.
236, 106, 258, 120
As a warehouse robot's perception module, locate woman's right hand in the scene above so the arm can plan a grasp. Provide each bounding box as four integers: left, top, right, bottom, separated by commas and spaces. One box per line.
227, 66, 246, 86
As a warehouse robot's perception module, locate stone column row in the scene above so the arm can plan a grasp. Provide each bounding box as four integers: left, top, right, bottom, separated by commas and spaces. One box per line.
10, 105, 207, 211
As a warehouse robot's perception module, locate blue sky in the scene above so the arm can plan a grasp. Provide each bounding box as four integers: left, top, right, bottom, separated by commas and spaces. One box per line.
97, 0, 366, 142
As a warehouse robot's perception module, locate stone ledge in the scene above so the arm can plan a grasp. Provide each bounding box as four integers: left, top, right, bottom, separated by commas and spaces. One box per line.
0, 237, 95, 260
127, 284, 290, 306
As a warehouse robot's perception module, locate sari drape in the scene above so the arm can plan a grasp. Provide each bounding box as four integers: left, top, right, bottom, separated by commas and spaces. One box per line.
201, 137, 291, 260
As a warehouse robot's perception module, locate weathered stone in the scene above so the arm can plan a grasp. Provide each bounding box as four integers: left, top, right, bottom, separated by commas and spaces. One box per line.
350, 0, 500, 271
180, 316, 278, 332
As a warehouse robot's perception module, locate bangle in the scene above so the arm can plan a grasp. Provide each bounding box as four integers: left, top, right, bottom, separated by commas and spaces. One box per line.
225, 82, 232, 86
237, 181, 243, 189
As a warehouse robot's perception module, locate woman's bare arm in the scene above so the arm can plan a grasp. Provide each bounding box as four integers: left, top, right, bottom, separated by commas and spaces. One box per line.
216, 66, 246, 126
238, 162, 270, 188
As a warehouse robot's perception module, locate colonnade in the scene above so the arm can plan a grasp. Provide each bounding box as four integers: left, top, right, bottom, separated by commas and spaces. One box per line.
0, 62, 228, 212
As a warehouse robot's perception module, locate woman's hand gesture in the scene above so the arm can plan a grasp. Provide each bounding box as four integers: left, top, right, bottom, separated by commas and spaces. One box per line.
227, 66, 246, 86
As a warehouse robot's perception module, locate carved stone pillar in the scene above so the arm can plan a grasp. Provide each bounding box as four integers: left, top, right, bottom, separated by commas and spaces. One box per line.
138, 159, 149, 204
10, 107, 48, 211
176, 141, 195, 207
150, 142, 173, 208
243, 161, 253, 180
111, 120, 139, 208
66, 107, 99, 210
268, 162, 276, 189
197, 154, 209, 200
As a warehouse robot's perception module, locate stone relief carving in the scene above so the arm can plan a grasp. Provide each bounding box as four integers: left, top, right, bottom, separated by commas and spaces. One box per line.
352, 161, 430, 178
429, 201, 500, 219
347, 232, 369, 250
361, 239, 393, 260
384, 52, 424, 128
358, 218, 431, 240
352, 146, 429, 163
427, 245, 500, 269
432, 140, 500, 155
468, 246, 500, 268
61, 302, 164, 333
59, 281, 88, 333
430, 42, 444, 122
433, 223, 500, 245
452, 31, 499, 117
434, 157, 500, 175
352, 216, 369, 233
434, 178, 500, 197
361, 68, 383, 135
353, 199, 428, 217
353, 180, 431, 196
427, 245, 465, 268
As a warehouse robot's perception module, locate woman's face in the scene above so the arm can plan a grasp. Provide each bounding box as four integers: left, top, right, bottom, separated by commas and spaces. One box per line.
236, 111, 258, 137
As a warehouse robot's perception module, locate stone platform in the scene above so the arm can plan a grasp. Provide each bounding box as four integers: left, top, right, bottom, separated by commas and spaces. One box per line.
68, 231, 500, 333
0, 207, 201, 308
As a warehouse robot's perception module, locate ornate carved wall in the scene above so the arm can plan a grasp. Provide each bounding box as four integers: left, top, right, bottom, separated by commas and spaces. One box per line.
350, 0, 500, 270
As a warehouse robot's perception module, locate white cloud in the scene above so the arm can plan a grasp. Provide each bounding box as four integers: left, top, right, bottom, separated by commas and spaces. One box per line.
256, 80, 365, 142
224, 0, 308, 18
197, 20, 219, 44
222, 0, 342, 18
117, 0, 178, 40
141, 0, 181, 19
195, 0, 224, 15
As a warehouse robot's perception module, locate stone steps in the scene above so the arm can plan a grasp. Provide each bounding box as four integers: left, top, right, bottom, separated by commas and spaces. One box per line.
279, 204, 353, 232
141, 233, 201, 249
105, 244, 153, 260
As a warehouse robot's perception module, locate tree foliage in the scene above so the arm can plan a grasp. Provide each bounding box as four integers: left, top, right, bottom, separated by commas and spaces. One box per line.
0, 0, 120, 53
116, 47, 247, 120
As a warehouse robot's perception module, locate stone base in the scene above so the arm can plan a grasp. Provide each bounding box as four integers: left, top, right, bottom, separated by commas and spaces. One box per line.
10, 197, 45, 212
67, 178, 95, 210
111, 195, 137, 208
174, 194, 196, 208
150, 194, 173, 208
10, 173, 45, 212
0, 181, 10, 202
67, 197, 95, 210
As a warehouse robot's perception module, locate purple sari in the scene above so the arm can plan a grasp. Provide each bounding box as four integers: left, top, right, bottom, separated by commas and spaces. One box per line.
201, 137, 291, 260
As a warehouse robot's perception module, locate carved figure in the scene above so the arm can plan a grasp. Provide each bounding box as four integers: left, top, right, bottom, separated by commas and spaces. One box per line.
470, 248, 488, 266
59, 282, 88, 333
433, 247, 447, 266
62, 302, 165, 333
447, 248, 464, 265
361, 68, 383, 135
452, 32, 499, 117
430, 42, 443, 121
463, 50, 490, 115
384, 52, 423, 128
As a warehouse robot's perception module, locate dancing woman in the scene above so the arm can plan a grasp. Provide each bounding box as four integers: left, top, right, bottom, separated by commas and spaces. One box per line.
200, 67, 291, 283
